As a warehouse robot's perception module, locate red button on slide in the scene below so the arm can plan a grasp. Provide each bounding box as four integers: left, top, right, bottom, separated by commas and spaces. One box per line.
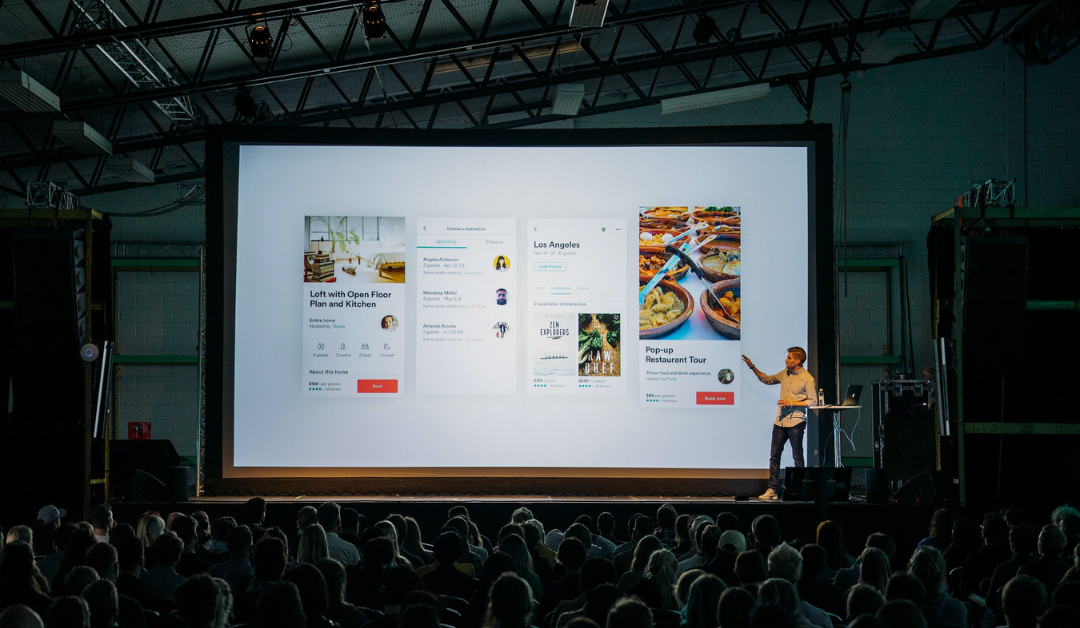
357, 379, 398, 393
697, 391, 734, 405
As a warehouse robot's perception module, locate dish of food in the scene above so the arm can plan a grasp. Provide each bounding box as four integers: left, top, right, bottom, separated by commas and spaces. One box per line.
700, 278, 740, 339
638, 229, 686, 253
639, 277, 694, 338
639, 253, 689, 281
699, 249, 741, 280
642, 207, 690, 219
640, 218, 688, 231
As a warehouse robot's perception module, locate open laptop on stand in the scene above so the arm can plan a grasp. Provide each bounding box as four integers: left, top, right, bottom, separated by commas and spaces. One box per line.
811, 385, 863, 468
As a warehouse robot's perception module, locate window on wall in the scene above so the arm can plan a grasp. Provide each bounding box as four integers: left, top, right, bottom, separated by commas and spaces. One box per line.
310, 217, 331, 244
362, 217, 379, 241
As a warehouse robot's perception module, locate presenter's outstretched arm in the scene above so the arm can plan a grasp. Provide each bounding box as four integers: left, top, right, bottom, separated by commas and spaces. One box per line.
742, 354, 779, 384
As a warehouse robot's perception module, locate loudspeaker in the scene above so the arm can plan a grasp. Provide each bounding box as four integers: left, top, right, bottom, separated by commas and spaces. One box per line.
782, 467, 852, 502
109, 440, 185, 502
112, 468, 167, 502
883, 407, 936, 484
963, 236, 1028, 369
894, 471, 937, 505
865, 468, 889, 504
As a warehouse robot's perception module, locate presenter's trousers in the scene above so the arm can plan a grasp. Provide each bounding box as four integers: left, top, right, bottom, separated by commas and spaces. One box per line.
768, 421, 806, 491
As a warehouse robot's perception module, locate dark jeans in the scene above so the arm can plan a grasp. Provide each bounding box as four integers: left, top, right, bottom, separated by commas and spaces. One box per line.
769, 422, 806, 490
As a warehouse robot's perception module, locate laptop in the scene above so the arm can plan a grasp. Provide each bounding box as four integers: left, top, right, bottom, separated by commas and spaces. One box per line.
841, 384, 862, 406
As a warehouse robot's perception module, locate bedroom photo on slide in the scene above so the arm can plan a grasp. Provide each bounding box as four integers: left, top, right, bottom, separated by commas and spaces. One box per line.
303, 215, 406, 283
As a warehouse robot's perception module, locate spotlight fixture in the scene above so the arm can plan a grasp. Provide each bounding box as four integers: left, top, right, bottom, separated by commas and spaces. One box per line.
363, 0, 387, 39
692, 14, 716, 45
248, 23, 274, 57
660, 83, 771, 115
726, 27, 741, 44
0, 71, 61, 112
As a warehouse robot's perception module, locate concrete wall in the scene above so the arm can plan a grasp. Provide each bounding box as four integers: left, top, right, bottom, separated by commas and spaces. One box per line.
75, 42, 1080, 459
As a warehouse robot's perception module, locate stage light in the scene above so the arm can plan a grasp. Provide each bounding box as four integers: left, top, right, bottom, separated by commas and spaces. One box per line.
0, 70, 61, 112
726, 27, 741, 44
551, 84, 585, 116
363, 1, 387, 39
249, 23, 274, 57
660, 83, 770, 115
910, 0, 961, 20
860, 30, 915, 65
52, 120, 113, 155
569, 0, 609, 28
692, 14, 716, 45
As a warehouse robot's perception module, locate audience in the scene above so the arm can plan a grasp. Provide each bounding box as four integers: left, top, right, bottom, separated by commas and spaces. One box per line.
5, 498, 1080, 628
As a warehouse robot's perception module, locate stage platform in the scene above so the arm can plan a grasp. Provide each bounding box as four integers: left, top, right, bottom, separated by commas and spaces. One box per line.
112, 496, 945, 563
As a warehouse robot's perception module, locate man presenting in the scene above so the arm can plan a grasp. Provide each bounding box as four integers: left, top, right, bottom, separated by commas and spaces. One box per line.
742, 347, 815, 500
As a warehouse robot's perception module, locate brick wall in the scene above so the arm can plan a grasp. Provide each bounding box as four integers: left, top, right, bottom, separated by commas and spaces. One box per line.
76, 43, 1080, 461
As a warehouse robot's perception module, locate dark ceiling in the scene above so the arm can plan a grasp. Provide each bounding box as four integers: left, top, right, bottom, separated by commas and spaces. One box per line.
0, 0, 1076, 197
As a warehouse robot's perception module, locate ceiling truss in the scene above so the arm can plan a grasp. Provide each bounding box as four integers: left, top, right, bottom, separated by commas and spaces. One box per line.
0, 0, 1066, 197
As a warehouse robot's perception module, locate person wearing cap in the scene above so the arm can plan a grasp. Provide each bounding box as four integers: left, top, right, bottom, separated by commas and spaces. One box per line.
38, 505, 66, 528
703, 530, 746, 587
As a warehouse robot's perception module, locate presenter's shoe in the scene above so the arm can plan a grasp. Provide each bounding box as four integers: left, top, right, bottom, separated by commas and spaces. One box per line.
758, 488, 779, 500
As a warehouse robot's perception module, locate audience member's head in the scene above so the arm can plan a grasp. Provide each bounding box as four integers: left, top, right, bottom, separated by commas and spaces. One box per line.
605, 597, 652, 628
289, 563, 331, 623
767, 543, 802, 584
630, 535, 663, 572
316, 558, 348, 608
982, 513, 1009, 545
106, 523, 135, 548
46, 597, 90, 628
757, 578, 800, 617
63, 566, 99, 597
751, 516, 780, 555
927, 509, 954, 544
82, 580, 118, 628
885, 573, 926, 606
1002, 575, 1048, 628
798, 544, 828, 583
257, 581, 306, 628
245, 497, 268, 526
253, 536, 287, 582
718, 587, 756, 628
210, 516, 237, 544
865, 533, 896, 560
5, 526, 32, 548
683, 573, 726, 628
748, 603, 794, 628
1011, 524, 1039, 556
877, 599, 928, 628
1038, 605, 1080, 628
735, 550, 767, 588
85, 543, 119, 583
597, 513, 615, 538
716, 512, 739, 534
487, 573, 533, 628
719, 530, 747, 554
154, 531, 184, 568
657, 506, 676, 530
847, 584, 886, 621
511, 507, 534, 524
298, 523, 329, 565
316, 502, 341, 535
433, 531, 467, 566
171, 516, 198, 552
1052, 579, 1080, 611
115, 538, 144, 575
1039, 525, 1067, 557
498, 523, 525, 546
227, 525, 253, 561
89, 504, 114, 536
815, 520, 849, 571
557, 537, 588, 574
136, 515, 165, 550
859, 547, 891, 594
0, 604, 45, 628
565, 523, 594, 551
677, 570, 705, 608
583, 584, 620, 626
907, 546, 946, 597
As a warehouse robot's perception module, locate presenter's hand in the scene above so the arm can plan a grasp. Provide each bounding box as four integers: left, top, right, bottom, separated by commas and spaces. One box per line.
777, 399, 791, 407
741, 355, 755, 370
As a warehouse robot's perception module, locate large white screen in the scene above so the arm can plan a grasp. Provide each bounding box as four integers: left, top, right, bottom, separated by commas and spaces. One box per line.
232, 144, 809, 471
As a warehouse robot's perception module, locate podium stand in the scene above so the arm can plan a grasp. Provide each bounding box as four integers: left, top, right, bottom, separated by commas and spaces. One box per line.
810, 405, 863, 467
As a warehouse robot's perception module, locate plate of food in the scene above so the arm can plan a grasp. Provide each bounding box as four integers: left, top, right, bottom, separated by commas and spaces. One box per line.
698, 248, 741, 282
700, 278, 740, 339
639, 252, 689, 281
639, 228, 687, 253
691, 206, 740, 225
639, 275, 694, 339
694, 234, 740, 254
642, 207, 690, 221
640, 218, 688, 231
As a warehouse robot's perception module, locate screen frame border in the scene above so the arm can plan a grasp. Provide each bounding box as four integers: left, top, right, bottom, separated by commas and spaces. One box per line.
205, 124, 834, 495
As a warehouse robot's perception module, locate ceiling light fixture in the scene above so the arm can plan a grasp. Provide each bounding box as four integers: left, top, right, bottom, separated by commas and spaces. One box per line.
248, 23, 274, 57
551, 84, 585, 116
51, 120, 113, 155
860, 30, 915, 65
692, 14, 717, 45
0, 71, 61, 112
363, 0, 387, 39
569, 0, 610, 28
105, 157, 155, 184
660, 83, 771, 115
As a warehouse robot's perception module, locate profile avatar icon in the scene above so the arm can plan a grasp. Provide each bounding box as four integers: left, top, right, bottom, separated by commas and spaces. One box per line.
717, 368, 734, 384
494, 255, 510, 271
493, 322, 509, 338
496, 288, 508, 306
381, 315, 398, 331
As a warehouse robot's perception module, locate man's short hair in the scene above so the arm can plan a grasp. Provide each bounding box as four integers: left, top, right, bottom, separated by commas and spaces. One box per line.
565, 523, 593, 550
154, 532, 184, 566
46, 597, 90, 628
1002, 575, 1048, 624
716, 512, 739, 533
317, 502, 341, 532
656, 507, 676, 529
64, 566, 99, 597
341, 508, 362, 530
511, 507, 533, 524
866, 533, 896, 558
521, 521, 541, 547
433, 531, 466, 564
227, 525, 253, 559
982, 513, 1008, 544
90, 504, 112, 530
116, 537, 144, 572
244, 497, 267, 524
174, 574, 221, 627
718, 587, 756, 628
847, 584, 886, 619
297, 506, 319, 527
171, 516, 197, 547
557, 537, 588, 572
448, 505, 470, 520
885, 572, 926, 605
605, 596, 653, 628
787, 347, 806, 365
1039, 524, 1067, 556
597, 512, 615, 534
751, 515, 781, 550
767, 543, 802, 583
86, 543, 118, 583
210, 517, 237, 542
253, 537, 287, 582
83, 580, 118, 628
1010, 523, 1038, 555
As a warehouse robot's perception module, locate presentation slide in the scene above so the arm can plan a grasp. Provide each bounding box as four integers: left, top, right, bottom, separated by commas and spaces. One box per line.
231, 143, 810, 472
